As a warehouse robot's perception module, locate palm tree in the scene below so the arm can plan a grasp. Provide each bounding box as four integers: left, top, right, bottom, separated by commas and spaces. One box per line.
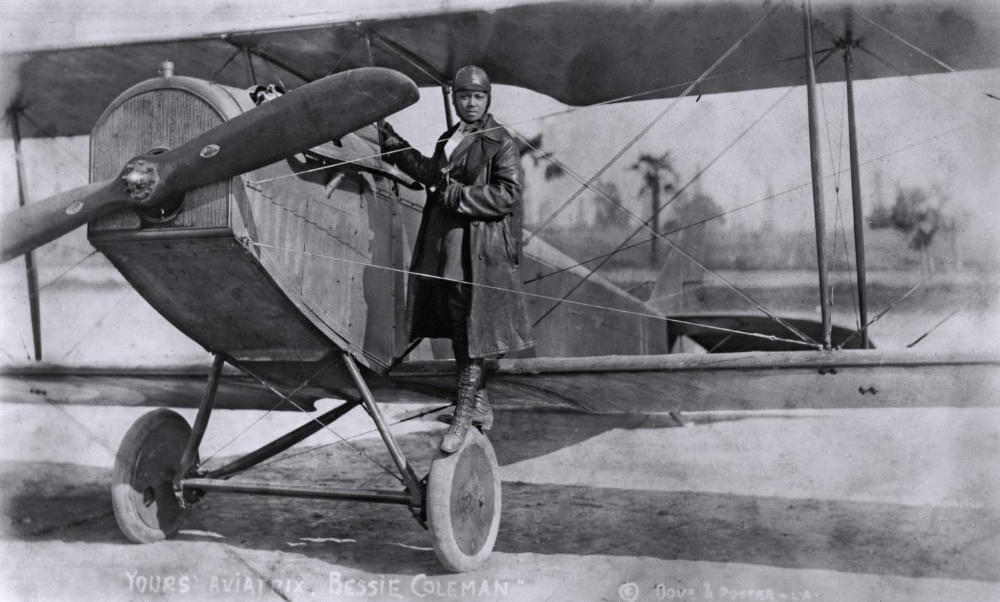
515, 133, 565, 180
631, 151, 677, 264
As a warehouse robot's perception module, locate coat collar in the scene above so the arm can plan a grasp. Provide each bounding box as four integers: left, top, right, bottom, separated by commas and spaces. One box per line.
470, 114, 505, 142
436, 114, 505, 166
443, 114, 504, 143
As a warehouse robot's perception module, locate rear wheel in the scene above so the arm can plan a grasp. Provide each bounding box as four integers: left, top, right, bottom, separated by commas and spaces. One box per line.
426, 429, 502, 572
111, 409, 192, 543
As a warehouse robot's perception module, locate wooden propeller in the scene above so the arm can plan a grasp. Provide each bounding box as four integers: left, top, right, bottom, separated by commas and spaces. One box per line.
0, 67, 418, 263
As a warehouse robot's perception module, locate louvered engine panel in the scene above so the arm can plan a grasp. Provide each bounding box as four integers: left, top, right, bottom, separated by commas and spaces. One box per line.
89, 88, 230, 232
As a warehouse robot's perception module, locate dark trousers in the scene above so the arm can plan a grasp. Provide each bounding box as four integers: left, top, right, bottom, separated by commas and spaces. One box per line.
436, 282, 485, 393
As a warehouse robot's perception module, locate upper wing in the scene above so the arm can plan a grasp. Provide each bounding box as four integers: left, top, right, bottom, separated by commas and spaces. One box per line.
4, 0, 998, 139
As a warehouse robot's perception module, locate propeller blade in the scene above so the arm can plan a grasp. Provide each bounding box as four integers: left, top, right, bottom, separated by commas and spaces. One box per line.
0, 67, 418, 263
154, 67, 419, 195
0, 178, 128, 263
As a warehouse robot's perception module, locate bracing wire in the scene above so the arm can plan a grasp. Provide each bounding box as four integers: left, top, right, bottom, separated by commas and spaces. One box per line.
61, 288, 133, 361
239, 64, 1000, 352
519, 46, 842, 339
16, 112, 90, 176
247, 0, 787, 192
247, 240, 819, 350
834, 278, 925, 348
526, 83, 819, 347
524, 0, 785, 246
905, 309, 962, 349
244, 102, 998, 353
39, 250, 98, 291
13, 330, 30, 361
194, 354, 342, 468
817, 59, 860, 328
209, 48, 243, 82
857, 44, 998, 121
226, 360, 405, 483
896, 276, 998, 350
832, 125, 1000, 347
251, 403, 452, 473
860, 15, 955, 75
859, 14, 1000, 105
522, 185, 807, 285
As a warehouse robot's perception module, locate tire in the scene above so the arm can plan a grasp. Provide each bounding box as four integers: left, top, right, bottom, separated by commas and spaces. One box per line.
426, 429, 502, 572
111, 409, 193, 543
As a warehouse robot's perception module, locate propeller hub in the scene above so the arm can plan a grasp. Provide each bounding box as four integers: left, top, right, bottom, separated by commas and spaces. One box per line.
122, 159, 160, 202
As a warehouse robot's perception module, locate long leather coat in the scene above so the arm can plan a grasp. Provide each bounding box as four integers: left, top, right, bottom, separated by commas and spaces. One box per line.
383, 115, 534, 358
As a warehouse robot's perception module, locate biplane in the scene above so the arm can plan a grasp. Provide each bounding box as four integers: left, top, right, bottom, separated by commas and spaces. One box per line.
1, 0, 998, 572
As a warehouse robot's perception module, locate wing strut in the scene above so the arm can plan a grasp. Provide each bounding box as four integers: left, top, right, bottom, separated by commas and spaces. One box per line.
242, 46, 258, 86
8, 109, 42, 360
803, 1, 832, 349
441, 85, 455, 129
843, 38, 870, 349
367, 32, 454, 128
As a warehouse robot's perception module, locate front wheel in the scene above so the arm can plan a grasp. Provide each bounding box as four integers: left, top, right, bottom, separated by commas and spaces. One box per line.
426, 429, 502, 572
111, 409, 193, 543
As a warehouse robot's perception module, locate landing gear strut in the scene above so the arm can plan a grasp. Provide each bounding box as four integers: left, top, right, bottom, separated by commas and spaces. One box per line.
109, 351, 502, 571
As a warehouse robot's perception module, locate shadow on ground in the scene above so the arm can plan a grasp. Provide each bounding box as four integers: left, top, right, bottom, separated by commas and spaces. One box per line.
2, 410, 996, 581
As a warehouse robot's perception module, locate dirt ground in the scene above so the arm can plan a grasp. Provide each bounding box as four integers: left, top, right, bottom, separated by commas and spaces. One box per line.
1, 403, 998, 601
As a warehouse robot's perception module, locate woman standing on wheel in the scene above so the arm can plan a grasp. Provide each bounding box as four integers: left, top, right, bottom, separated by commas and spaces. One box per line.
379, 65, 534, 453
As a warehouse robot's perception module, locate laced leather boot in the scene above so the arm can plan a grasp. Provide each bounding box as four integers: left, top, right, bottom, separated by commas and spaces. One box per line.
440, 362, 480, 453
437, 389, 493, 432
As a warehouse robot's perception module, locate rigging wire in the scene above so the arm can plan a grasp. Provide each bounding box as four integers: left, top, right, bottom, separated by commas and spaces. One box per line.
250, 403, 452, 473
905, 309, 962, 349
860, 15, 963, 76
856, 48, 998, 340
526, 83, 819, 347
519, 44, 842, 339
226, 361, 405, 483
537, 47, 838, 109
508, 46, 831, 285
19, 243, 92, 281
646, 283, 709, 307
194, 354, 342, 468
524, 0, 785, 246
60, 288, 133, 361
859, 14, 1000, 107
829, 122, 1000, 349
243, 108, 997, 351
247, 1, 788, 189
524, 180, 818, 285
38, 250, 99, 291
244, 55, 829, 188
242, 49, 820, 342
15, 111, 90, 176
246, 155, 793, 347
13, 330, 30, 361
817, 63, 860, 328
830, 269, 975, 350
240, 67, 1000, 349
247, 240, 819, 349
370, 34, 448, 87
250, 75, 997, 296
901, 278, 998, 349
209, 48, 243, 83
856, 45, 998, 122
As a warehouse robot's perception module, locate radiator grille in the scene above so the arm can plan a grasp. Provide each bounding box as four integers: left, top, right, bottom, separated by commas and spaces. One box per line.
89, 89, 230, 232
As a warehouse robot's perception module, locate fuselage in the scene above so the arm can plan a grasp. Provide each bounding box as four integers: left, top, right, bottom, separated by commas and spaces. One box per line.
87, 75, 667, 387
